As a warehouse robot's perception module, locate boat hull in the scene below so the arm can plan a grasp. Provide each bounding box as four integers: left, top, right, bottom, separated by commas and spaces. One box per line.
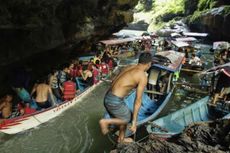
0, 81, 102, 134
146, 96, 230, 138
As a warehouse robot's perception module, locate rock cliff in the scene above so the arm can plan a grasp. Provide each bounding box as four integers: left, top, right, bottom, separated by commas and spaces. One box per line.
0, 0, 138, 66
186, 0, 230, 41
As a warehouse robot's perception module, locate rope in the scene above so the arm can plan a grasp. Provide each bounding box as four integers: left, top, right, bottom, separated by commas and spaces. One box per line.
133, 132, 136, 142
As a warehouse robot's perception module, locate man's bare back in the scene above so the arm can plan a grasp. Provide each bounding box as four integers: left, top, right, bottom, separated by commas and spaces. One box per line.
33, 83, 51, 103
111, 65, 147, 98
99, 52, 152, 143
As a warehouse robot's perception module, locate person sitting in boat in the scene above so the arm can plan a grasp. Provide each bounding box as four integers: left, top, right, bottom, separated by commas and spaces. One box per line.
13, 87, 31, 103
99, 52, 152, 143
93, 53, 101, 64
158, 71, 169, 94
57, 64, 69, 91
92, 64, 100, 84
99, 59, 109, 78
189, 53, 202, 66
63, 77, 76, 101
49, 69, 62, 102
102, 49, 111, 63
75, 60, 83, 77
68, 63, 78, 78
0, 94, 13, 118
80, 68, 94, 87
18, 102, 36, 115
212, 69, 230, 104
31, 78, 56, 109
219, 49, 230, 65
87, 58, 94, 71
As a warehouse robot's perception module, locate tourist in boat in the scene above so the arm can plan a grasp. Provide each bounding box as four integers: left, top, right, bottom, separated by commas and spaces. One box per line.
99, 52, 152, 143
92, 64, 100, 84
49, 69, 62, 101
57, 64, 69, 90
212, 69, 230, 104
31, 78, 56, 109
99, 59, 109, 78
80, 68, 94, 86
93, 53, 101, 64
102, 49, 111, 63
13, 87, 31, 103
0, 95, 13, 118
87, 58, 94, 71
219, 49, 230, 65
76, 60, 83, 77
189, 53, 202, 66
68, 63, 78, 78
18, 102, 36, 115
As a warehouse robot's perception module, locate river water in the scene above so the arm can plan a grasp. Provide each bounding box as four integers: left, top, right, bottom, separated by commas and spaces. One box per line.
0, 43, 213, 153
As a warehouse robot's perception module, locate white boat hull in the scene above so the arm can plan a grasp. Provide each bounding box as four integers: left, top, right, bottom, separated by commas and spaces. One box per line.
0, 81, 102, 134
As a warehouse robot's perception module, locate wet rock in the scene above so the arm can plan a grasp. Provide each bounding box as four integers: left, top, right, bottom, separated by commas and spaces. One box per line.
114, 119, 230, 153
0, 0, 138, 66
188, 6, 230, 41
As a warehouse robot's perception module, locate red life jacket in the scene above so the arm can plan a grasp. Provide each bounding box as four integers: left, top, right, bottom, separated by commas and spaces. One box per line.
93, 68, 100, 84
63, 81, 76, 101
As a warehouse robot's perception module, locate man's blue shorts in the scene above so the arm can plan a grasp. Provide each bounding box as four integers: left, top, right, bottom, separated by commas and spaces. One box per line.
104, 91, 131, 123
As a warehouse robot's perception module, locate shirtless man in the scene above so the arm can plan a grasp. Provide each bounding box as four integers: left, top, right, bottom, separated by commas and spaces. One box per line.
99, 52, 152, 143
31, 78, 55, 109
0, 95, 13, 118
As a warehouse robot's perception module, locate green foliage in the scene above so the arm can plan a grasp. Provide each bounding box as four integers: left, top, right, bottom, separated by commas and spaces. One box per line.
147, 0, 185, 31
189, 10, 202, 23
154, 0, 185, 16
135, 1, 145, 12
223, 5, 230, 15
198, 0, 217, 11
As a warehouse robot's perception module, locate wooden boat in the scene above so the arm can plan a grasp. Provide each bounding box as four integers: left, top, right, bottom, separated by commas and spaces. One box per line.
147, 63, 230, 138
0, 81, 103, 134
104, 50, 185, 136
181, 63, 204, 75
99, 38, 136, 59
79, 55, 94, 62
146, 96, 230, 138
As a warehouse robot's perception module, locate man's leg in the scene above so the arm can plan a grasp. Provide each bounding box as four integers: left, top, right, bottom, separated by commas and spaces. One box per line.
117, 124, 133, 143
99, 118, 127, 135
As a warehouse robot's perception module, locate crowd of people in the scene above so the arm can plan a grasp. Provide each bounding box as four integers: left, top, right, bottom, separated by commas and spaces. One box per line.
0, 50, 117, 120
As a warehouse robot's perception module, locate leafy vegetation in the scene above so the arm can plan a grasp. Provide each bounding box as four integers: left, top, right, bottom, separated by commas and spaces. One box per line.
223, 5, 230, 15
135, 0, 185, 31
198, 0, 218, 11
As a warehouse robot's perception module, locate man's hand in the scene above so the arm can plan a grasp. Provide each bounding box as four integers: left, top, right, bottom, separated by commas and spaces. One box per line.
129, 124, 137, 133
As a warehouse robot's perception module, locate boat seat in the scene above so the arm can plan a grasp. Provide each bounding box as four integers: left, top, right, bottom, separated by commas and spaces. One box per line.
144, 90, 164, 95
